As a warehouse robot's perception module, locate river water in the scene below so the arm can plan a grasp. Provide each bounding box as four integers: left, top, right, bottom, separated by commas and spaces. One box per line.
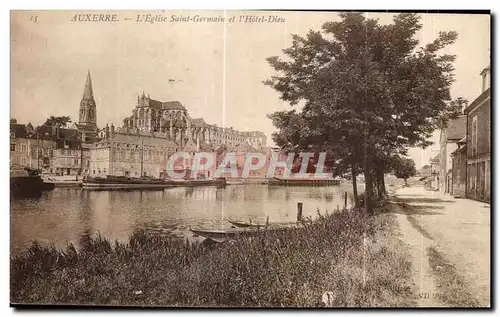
10, 184, 357, 254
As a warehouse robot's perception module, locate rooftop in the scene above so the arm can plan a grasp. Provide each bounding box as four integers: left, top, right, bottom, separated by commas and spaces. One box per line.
445, 116, 466, 141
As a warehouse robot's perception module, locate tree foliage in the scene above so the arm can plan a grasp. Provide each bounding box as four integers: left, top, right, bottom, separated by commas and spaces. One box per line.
44, 116, 72, 127
265, 13, 465, 212
392, 157, 417, 185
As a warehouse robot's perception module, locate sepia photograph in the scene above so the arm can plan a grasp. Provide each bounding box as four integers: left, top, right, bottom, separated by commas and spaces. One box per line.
9, 10, 490, 308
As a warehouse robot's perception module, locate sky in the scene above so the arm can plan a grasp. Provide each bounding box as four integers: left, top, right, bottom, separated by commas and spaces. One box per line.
11, 11, 490, 168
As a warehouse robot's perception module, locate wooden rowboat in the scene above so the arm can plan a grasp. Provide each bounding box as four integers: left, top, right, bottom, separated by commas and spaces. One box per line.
191, 220, 304, 243
190, 227, 264, 243
226, 219, 301, 228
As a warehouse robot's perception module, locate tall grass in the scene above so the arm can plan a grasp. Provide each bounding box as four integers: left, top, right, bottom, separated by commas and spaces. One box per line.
11, 210, 415, 307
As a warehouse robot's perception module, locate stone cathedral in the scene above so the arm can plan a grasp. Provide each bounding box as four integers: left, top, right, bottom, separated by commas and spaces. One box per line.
122, 92, 267, 150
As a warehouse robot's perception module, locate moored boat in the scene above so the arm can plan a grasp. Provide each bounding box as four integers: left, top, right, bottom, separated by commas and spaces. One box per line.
10, 165, 55, 198
82, 175, 176, 190
82, 175, 227, 190
227, 219, 302, 228
191, 221, 301, 243
267, 174, 340, 187
190, 227, 276, 243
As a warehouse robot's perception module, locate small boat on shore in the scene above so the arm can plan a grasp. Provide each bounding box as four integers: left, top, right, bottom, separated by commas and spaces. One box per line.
191, 226, 293, 243
227, 219, 301, 228
192, 219, 303, 243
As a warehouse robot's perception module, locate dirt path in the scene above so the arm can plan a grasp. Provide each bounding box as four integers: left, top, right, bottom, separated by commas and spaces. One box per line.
390, 204, 444, 307
390, 186, 490, 307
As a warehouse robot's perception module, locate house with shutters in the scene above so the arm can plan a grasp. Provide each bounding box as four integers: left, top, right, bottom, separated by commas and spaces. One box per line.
464, 66, 491, 202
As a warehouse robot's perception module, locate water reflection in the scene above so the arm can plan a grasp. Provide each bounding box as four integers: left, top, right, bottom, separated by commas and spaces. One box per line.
11, 184, 357, 254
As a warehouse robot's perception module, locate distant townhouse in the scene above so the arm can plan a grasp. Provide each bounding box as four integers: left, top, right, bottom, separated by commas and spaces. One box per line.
464, 66, 491, 202
451, 137, 467, 197
429, 154, 440, 191
10, 122, 32, 168
439, 115, 466, 194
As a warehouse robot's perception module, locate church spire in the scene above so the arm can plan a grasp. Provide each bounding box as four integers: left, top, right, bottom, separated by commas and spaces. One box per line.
78, 70, 97, 132
83, 70, 94, 100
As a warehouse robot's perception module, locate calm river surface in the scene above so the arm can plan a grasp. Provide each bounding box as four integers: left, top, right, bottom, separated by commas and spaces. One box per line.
11, 184, 357, 254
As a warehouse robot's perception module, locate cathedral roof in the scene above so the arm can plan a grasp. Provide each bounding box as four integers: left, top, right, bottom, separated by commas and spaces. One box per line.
147, 98, 186, 111
191, 118, 210, 128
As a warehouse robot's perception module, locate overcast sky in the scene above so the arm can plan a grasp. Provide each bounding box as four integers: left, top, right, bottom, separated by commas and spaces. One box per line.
11, 11, 490, 168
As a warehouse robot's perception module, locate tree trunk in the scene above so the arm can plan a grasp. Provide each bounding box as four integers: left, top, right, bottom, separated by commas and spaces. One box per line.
404, 178, 408, 186
364, 165, 374, 215
377, 169, 387, 199
373, 171, 379, 200
351, 162, 358, 207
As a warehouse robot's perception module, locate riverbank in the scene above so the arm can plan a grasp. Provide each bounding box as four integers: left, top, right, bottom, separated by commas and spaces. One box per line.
11, 207, 416, 307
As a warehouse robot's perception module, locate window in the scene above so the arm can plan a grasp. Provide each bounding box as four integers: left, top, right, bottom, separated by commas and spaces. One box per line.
10, 144, 15, 151
21, 157, 27, 166
74, 159, 79, 165
471, 116, 478, 156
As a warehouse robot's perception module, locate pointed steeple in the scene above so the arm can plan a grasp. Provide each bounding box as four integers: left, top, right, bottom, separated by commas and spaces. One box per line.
78, 70, 97, 133
83, 70, 94, 100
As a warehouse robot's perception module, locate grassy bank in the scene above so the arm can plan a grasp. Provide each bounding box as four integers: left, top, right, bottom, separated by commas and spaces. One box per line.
427, 247, 481, 307
11, 210, 416, 307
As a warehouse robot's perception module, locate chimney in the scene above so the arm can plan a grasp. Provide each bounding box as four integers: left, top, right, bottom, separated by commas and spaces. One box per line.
110, 123, 115, 138
481, 66, 491, 92
105, 123, 109, 139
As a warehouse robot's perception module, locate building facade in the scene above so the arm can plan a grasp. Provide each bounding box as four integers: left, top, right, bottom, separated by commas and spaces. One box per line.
451, 137, 467, 197
465, 66, 491, 202
89, 125, 178, 178
429, 154, 440, 191
439, 116, 466, 194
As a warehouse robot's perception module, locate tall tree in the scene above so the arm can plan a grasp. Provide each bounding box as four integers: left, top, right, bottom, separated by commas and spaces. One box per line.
392, 157, 417, 186
44, 116, 72, 127
265, 13, 465, 214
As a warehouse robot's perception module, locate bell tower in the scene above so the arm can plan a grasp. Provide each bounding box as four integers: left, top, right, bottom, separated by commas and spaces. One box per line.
78, 70, 97, 131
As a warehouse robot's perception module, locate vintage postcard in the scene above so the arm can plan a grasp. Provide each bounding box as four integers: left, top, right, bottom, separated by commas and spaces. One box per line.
10, 10, 490, 308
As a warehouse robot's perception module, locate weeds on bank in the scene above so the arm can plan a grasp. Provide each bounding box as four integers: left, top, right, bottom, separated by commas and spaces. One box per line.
11, 209, 415, 307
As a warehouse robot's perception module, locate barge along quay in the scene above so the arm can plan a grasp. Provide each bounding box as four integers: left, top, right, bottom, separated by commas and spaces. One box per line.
82, 175, 226, 190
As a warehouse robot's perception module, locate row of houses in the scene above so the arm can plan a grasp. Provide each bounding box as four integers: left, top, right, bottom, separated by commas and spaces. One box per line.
10, 120, 94, 176
428, 65, 491, 203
